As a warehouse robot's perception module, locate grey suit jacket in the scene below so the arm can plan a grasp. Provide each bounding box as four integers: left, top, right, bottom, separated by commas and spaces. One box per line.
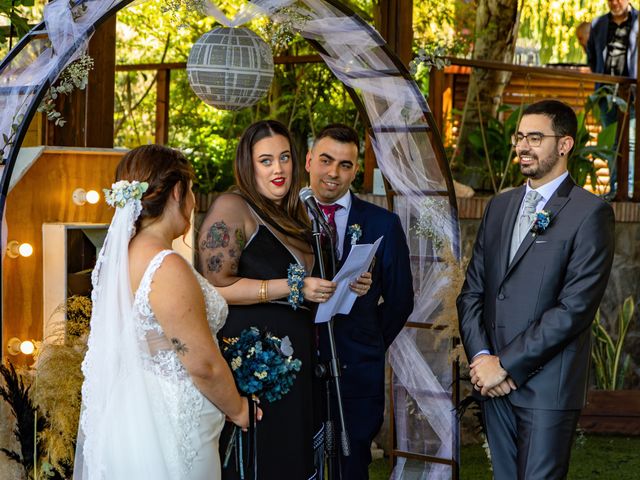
457, 177, 615, 410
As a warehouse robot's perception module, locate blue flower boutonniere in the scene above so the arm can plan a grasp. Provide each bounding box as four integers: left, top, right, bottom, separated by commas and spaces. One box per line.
347, 224, 362, 245
530, 210, 552, 235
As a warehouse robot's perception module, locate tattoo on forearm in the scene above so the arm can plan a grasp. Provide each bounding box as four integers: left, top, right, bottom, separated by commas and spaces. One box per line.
207, 252, 224, 273
171, 338, 189, 355
201, 221, 230, 249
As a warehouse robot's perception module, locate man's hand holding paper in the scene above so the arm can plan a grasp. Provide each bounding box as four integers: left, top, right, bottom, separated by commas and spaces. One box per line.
315, 236, 382, 324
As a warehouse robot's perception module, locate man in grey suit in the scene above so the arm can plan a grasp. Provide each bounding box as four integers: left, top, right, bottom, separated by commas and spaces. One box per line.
457, 100, 615, 479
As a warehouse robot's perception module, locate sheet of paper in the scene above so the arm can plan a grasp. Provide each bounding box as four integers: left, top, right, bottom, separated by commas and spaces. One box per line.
314, 236, 383, 324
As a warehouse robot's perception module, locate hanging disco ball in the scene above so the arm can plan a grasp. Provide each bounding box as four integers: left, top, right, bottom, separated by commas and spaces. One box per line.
187, 26, 274, 111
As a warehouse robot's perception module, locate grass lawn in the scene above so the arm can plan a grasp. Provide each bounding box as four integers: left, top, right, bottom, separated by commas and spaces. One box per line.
369, 435, 640, 479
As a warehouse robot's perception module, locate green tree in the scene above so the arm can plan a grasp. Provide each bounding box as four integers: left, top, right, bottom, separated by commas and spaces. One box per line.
454, 0, 520, 189
519, 0, 604, 65
114, 1, 365, 194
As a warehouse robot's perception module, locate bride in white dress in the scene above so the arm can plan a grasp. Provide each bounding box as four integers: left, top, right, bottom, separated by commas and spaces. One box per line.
74, 145, 255, 479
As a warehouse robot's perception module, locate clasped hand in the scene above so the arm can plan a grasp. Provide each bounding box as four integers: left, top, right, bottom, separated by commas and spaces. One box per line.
469, 354, 516, 398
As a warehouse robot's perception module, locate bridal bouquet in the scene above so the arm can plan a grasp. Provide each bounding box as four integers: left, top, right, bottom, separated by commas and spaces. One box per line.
221, 327, 302, 403
221, 328, 302, 479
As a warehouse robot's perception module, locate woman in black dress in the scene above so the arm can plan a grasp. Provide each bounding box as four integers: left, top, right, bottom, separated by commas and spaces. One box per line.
199, 120, 371, 479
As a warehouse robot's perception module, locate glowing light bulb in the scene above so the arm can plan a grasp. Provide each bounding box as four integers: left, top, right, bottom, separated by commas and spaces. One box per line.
73, 188, 101, 206
19, 340, 34, 355
86, 190, 100, 204
7, 337, 35, 356
6, 241, 33, 258
18, 242, 33, 257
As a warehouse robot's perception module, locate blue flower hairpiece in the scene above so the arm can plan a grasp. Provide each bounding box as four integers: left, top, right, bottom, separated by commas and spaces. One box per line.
104, 180, 149, 208
530, 210, 552, 234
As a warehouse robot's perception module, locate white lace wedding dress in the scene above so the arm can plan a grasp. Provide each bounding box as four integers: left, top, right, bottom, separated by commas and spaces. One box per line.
131, 249, 228, 479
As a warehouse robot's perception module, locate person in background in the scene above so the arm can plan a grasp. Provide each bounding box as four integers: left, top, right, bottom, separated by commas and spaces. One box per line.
586, 0, 638, 197
576, 21, 591, 53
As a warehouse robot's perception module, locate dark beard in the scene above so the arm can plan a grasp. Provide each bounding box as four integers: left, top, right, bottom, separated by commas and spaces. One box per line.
519, 150, 557, 179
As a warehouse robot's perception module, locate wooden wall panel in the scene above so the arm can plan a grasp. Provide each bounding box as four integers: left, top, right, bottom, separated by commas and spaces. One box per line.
3, 149, 122, 362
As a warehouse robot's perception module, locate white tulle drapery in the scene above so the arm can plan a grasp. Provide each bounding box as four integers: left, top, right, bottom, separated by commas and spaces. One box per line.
0, 0, 124, 165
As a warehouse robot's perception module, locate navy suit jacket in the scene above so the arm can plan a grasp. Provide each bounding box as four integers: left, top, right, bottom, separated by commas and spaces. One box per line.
457, 177, 615, 410
318, 193, 414, 399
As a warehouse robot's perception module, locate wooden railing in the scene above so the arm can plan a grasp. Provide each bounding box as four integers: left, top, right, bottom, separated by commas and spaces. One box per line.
114, 54, 324, 144
429, 57, 640, 202
116, 54, 640, 202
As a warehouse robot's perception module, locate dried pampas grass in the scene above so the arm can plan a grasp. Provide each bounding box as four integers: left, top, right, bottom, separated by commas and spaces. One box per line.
32, 340, 86, 474
430, 243, 469, 365
31, 295, 91, 473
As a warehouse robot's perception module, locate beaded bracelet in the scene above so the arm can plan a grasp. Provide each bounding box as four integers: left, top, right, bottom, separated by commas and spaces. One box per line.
287, 263, 306, 310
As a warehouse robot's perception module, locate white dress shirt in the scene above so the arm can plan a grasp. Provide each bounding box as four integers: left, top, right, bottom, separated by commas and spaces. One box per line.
519, 170, 569, 215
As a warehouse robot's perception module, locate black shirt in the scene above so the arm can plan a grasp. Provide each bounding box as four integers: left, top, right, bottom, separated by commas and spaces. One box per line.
605, 12, 633, 76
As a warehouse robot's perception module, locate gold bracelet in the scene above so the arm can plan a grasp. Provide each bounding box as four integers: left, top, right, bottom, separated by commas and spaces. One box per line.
258, 280, 265, 303
258, 280, 269, 303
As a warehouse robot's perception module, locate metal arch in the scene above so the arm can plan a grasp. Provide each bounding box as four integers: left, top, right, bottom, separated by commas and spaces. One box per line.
0, 0, 137, 351
306, 0, 461, 260
0, 15, 462, 456
0, 0, 461, 249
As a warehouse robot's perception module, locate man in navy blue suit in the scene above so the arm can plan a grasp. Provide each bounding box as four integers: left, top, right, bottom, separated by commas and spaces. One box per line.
306, 124, 414, 479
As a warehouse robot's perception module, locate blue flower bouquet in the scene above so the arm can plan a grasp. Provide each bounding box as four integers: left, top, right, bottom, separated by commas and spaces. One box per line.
221, 326, 302, 403
221, 327, 302, 479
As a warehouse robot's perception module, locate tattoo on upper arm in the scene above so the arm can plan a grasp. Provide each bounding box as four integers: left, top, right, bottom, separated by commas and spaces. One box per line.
235, 228, 246, 251
171, 338, 189, 355
207, 252, 224, 273
201, 221, 230, 249
229, 248, 239, 274
201, 223, 244, 275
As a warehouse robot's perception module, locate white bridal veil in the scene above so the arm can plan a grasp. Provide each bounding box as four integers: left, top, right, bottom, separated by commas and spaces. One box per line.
74, 196, 184, 479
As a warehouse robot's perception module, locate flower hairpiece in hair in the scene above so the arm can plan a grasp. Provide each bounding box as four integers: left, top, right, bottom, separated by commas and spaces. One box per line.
104, 180, 149, 208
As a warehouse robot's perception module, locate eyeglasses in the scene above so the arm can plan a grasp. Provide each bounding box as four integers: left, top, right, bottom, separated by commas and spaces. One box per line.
511, 133, 563, 147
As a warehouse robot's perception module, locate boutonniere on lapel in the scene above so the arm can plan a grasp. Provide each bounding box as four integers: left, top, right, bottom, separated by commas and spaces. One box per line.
530, 210, 552, 235
347, 224, 362, 245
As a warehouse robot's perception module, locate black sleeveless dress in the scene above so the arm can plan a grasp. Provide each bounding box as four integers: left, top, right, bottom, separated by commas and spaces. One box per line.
219, 225, 320, 480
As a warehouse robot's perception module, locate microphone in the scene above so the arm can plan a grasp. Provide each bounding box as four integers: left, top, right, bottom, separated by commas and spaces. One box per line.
299, 187, 331, 233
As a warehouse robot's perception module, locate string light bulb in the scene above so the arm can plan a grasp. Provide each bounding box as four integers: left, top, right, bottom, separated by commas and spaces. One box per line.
6, 240, 33, 258
72, 188, 100, 206
7, 337, 35, 356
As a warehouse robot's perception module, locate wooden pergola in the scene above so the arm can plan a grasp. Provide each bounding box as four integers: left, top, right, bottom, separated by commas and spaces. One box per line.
31, 0, 415, 195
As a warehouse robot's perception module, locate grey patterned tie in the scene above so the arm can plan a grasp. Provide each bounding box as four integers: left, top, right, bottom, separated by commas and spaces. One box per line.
510, 190, 543, 262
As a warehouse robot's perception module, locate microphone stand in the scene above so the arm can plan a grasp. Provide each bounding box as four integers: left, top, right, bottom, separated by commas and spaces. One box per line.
310, 216, 350, 480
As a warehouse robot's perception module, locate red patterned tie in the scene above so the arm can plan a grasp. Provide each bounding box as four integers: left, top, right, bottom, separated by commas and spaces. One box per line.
318, 203, 341, 232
